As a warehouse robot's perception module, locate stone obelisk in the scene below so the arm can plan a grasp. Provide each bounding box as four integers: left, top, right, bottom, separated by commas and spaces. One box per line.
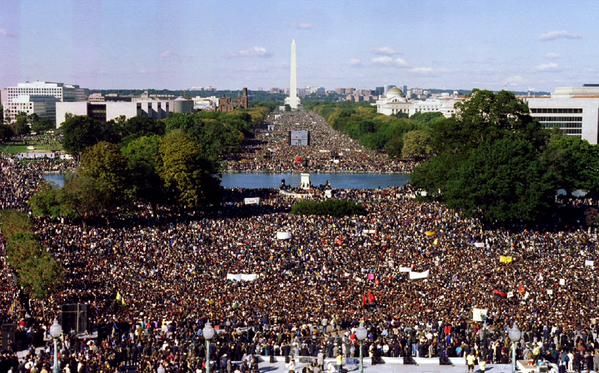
285, 39, 301, 110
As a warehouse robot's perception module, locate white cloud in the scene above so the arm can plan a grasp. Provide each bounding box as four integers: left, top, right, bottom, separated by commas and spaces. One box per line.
230, 46, 272, 58
296, 22, 314, 30
349, 58, 363, 66
371, 56, 409, 67
503, 75, 525, 87
534, 62, 560, 72
545, 52, 560, 59
410, 67, 434, 75
372, 46, 398, 56
539, 30, 582, 41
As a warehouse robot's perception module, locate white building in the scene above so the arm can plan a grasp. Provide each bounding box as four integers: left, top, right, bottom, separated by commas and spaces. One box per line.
375, 87, 411, 116
2, 81, 87, 124
524, 86, 599, 144
376, 88, 462, 118
410, 93, 460, 117
4, 95, 58, 123
55, 97, 193, 127
192, 96, 218, 111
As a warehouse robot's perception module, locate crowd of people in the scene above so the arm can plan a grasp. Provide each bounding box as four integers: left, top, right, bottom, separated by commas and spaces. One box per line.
1, 153, 599, 372
226, 112, 415, 174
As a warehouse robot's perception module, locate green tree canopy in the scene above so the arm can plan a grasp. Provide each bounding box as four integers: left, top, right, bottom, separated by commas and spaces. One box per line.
61, 115, 118, 156
121, 135, 164, 203
113, 116, 165, 144
159, 130, 221, 209
412, 90, 599, 226
0, 211, 62, 299
401, 130, 433, 160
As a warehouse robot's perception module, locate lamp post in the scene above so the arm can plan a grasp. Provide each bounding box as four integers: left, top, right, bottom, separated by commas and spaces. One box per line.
49, 319, 62, 373
203, 321, 215, 373
508, 322, 521, 373
355, 323, 368, 373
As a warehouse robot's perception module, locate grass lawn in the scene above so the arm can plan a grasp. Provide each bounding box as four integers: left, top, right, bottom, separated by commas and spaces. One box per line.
0, 143, 63, 154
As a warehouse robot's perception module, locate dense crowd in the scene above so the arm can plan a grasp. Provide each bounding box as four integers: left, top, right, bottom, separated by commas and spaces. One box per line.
1, 154, 599, 372
226, 112, 415, 174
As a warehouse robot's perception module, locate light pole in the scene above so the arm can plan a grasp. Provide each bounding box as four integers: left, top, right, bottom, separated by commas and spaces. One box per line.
203, 321, 215, 373
355, 322, 368, 373
49, 319, 62, 373
508, 322, 521, 373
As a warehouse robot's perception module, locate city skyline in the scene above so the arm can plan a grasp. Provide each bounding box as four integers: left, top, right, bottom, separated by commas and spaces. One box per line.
1, 0, 598, 91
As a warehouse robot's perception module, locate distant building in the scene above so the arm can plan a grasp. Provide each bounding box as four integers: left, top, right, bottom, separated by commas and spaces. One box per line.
193, 96, 218, 111
218, 87, 249, 113
524, 86, 599, 144
376, 87, 411, 116
376, 88, 462, 118
374, 87, 385, 96
3, 81, 87, 124
55, 96, 193, 126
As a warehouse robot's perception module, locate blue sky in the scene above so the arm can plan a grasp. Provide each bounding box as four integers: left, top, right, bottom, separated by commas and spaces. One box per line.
1, 0, 598, 91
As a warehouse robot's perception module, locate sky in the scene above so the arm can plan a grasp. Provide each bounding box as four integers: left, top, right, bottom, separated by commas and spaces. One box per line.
1, 0, 598, 91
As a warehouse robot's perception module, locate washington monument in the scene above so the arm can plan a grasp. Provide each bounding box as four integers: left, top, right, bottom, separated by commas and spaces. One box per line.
284, 39, 301, 110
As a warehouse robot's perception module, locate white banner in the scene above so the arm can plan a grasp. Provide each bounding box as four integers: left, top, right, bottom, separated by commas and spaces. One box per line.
409, 269, 430, 280
585, 260, 594, 268
244, 197, 260, 205
227, 274, 258, 282
399, 266, 412, 273
472, 308, 488, 322
276, 232, 292, 240
474, 242, 485, 248
559, 279, 566, 286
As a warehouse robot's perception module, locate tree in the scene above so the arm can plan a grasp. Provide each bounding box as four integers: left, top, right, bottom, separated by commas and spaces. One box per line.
30, 114, 55, 133
159, 130, 221, 209
12, 112, 31, 136
0, 211, 63, 299
412, 90, 575, 226
0, 124, 14, 142
61, 115, 118, 157
401, 130, 433, 159
29, 183, 79, 219
442, 136, 555, 224
121, 135, 164, 203
541, 135, 599, 195
113, 116, 165, 144
291, 200, 366, 217
73, 142, 130, 216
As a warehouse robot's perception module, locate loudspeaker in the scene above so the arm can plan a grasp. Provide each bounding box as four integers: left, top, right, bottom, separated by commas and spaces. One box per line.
0, 323, 16, 351
60, 304, 88, 335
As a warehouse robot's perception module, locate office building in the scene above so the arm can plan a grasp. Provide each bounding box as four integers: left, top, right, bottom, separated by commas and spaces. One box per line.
56, 96, 193, 126
524, 86, 599, 144
3, 81, 87, 124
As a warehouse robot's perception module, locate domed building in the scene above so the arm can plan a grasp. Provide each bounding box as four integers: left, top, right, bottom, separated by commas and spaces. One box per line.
375, 87, 411, 116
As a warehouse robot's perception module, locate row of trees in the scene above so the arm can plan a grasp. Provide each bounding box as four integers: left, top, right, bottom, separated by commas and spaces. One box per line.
308, 102, 441, 159
291, 199, 366, 217
0, 211, 62, 299
0, 113, 55, 141
411, 90, 599, 225
31, 107, 271, 219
